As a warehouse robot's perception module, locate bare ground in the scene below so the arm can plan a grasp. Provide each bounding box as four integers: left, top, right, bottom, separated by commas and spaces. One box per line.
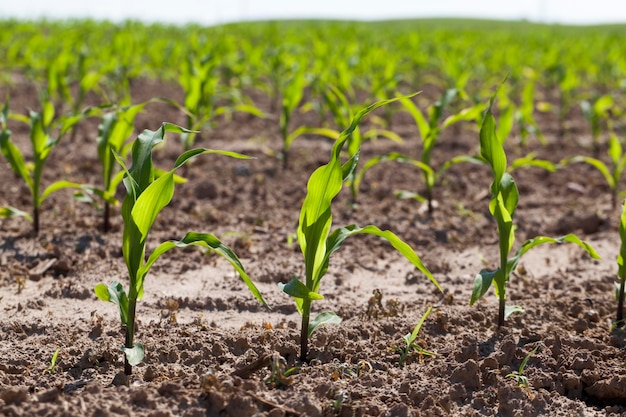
1, 78, 626, 417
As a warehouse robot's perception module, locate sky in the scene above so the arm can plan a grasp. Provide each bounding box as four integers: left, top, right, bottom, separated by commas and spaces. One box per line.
1, 0, 625, 26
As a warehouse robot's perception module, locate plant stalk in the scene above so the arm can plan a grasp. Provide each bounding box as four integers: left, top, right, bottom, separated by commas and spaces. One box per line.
498, 297, 506, 328
103, 202, 111, 233
617, 280, 625, 326
300, 299, 311, 362
124, 299, 137, 375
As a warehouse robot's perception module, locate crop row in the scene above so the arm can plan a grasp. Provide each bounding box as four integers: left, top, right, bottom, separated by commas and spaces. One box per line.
0, 85, 621, 377
2, 19, 626, 378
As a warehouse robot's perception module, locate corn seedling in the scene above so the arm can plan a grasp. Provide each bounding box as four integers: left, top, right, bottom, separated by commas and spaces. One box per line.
514, 69, 546, 147
93, 102, 150, 232
279, 98, 440, 362
545, 61, 580, 139
506, 343, 540, 389
396, 305, 436, 366
470, 91, 600, 327
616, 200, 626, 326
560, 132, 626, 209
580, 94, 613, 155
354, 90, 483, 213
321, 85, 404, 204
177, 50, 262, 151
0, 99, 104, 234
46, 348, 60, 375
95, 123, 266, 375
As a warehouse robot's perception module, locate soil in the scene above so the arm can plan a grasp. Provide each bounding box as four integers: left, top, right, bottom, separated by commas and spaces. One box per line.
2, 76, 626, 417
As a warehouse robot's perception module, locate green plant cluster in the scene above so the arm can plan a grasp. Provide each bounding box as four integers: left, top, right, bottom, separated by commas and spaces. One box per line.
2, 19, 626, 376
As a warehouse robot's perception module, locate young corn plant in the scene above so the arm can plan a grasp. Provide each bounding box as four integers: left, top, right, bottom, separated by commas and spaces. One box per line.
506, 343, 540, 389
580, 94, 613, 155
94, 102, 150, 232
470, 93, 600, 327
95, 123, 266, 375
177, 51, 262, 151
560, 132, 626, 209
322, 85, 404, 204
396, 305, 436, 366
0, 99, 103, 234
353, 90, 483, 213
616, 201, 626, 326
279, 98, 440, 362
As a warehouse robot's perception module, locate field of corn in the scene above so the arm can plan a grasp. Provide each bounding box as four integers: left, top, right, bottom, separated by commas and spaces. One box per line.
2, 18, 626, 416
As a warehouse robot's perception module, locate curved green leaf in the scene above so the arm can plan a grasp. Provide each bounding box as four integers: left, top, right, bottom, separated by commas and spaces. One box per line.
0, 206, 32, 221
40, 180, 94, 203
470, 269, 497, 305
122, 343, 144, 366
131, 171, 175, 242
173, 148, 251, 170
309, 311, 341, 338
138, 232, 266, 306
319, 224, 440, 292
279, 276, 324, 301
0, 129, 33, 191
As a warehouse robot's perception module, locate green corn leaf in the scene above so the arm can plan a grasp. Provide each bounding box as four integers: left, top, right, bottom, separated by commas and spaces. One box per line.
131, 171, 175, 242
504, 305, 524, 320
399, 96, 429, 141
619, 202, 626, 280
499, 173, 519, 218
0, 129, 33, 191
138, 232, 266, 306
285, 126, 340, 149
608, 134, 622, 167
0, 206, 33, 221
594, 94, 613, 115
122, 343, 144, 366
40, 180, 96, 204
126, 123, 191, 195
563, 156, 614, 188
406, 305, 433, 345
361, 129, 403, 143
279, 276, 324, 301
29, 111, 49, 158
496, 104, 515, 144
480, 107, 507, 191
354, 152, 432, 194
95, 282, 129, 326
173, 148, 251, 169
507, 234, 601, 276
320, 224, 439, 292
438, 155, 484, 177
394, 191, 428, 203
470, 269, 497, 305
509, 153, 557, 173
308, 311, 341, 338
94, 283, 110, 301
442, 104, 483, 129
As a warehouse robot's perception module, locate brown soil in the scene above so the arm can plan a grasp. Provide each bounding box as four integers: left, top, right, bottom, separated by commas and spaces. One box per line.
1, 77, 626, 417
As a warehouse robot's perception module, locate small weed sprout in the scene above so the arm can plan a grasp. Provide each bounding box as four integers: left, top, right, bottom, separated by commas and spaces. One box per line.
264, 353, 297, 388
397, 306, 436, 367
506, 344, 540, 389
46, 348, 60, 375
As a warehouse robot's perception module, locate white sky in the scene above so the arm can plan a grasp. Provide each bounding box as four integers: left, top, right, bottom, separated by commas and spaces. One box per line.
1, 0, 625, 26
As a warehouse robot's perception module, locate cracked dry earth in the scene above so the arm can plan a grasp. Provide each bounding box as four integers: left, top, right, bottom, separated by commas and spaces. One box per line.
2, 78, 626, 417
